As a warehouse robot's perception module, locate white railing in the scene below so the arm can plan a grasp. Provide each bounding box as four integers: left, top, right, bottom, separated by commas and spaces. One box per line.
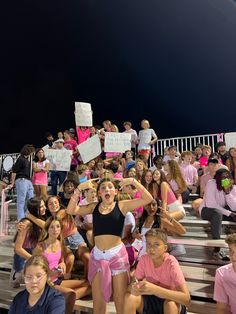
155, 132, 225, 155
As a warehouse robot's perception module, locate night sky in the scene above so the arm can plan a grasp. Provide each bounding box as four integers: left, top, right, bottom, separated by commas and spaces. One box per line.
1, 0, 236, 154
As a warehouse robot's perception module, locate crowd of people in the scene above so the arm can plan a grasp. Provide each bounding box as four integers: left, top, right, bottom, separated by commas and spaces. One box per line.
5, 119, 236, 313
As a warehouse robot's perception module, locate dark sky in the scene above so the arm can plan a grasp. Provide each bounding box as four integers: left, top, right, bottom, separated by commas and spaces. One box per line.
1, 0, 236, 153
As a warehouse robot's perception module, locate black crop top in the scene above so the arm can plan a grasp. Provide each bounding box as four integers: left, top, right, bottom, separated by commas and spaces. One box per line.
93, 202, 125, 237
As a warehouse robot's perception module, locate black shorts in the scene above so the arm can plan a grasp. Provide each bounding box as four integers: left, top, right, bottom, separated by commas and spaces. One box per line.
142, 295, 187, 314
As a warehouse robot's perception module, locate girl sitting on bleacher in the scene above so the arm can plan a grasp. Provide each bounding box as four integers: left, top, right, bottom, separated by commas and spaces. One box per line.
10, 197, 46, 288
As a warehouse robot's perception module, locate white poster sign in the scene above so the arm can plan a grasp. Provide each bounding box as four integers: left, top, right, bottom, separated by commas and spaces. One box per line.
77, 134, 101, 164
75, 102, 93, 126
224, 132, 236, 149
44, 149, 72, 171
104, 132, 131, 153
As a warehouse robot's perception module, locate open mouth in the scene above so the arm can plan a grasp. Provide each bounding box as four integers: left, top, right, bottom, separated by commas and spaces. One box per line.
105, 193, 110, 200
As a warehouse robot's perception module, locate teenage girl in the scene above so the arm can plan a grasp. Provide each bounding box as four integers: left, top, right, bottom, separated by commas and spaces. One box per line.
66, 177, 153, 314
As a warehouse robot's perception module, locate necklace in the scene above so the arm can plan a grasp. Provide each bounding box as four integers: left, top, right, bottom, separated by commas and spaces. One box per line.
100, 202, 114, 211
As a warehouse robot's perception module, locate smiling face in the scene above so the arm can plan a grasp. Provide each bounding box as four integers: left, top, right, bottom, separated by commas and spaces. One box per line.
47, 197, 60, 215
24, 265, 47, 297
127, 167, 136, 178
144, 171, 153, 184
152, 169, 161, 182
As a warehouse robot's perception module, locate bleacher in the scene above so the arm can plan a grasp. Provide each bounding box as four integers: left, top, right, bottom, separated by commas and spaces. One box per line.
1, 195, 236, 314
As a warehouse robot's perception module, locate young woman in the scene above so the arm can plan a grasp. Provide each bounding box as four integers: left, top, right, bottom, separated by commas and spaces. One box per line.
66, 177, 153, 314
32, 148, 50, 201
10, 197, 46, 288
226, 147, 236, 184
133, 198, 186, 259
165, 160, 190, 203
140, 169, 155, 197
152, 169, 185, 221
9, 255, 65, 314
33, 217, 91, 314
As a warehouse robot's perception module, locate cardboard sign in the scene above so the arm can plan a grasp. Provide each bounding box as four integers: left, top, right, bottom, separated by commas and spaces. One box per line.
224, 132, 236, 149
75, 102, 93, 127
44, 149, 72, 171
104, 132, 131, 153
77, 134, 101, 163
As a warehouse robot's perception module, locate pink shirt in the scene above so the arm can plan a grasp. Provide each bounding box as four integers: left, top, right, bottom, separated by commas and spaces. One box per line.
133, 191, 143, 219
76, 127, 91, 145
199, 179, 231, 216
180, 163, 198, 185
200, 173, 213, 196
214, 263, 236, 314
135, 253, 185, 292
199, 156, 208, 167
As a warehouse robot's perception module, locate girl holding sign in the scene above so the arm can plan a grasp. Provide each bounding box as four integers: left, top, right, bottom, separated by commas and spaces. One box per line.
66, 177, 153, 314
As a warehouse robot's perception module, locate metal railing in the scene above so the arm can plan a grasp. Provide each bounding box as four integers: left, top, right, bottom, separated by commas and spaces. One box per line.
155, 132, 225, 155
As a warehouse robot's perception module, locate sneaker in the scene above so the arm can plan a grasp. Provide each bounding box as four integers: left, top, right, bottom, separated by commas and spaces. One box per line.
212, 250, 230, 261
9, 268, 24, 288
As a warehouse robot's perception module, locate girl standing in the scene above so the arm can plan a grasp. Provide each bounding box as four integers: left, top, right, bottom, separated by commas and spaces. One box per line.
66, 177, 153, 314
32, 148, 50, 201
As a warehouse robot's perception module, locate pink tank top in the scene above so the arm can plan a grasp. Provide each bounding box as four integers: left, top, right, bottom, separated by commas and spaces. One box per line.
166, 188, 177, 204
42, 246, 62, 282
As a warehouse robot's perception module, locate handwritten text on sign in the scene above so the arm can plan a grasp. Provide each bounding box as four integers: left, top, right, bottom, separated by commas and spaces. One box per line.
104, 132, 131, 153
44, 149, 72, 171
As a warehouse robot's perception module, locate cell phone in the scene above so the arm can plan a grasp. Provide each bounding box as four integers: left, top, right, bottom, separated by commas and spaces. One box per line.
53, 267, 63, 273
221, 178, 231, 188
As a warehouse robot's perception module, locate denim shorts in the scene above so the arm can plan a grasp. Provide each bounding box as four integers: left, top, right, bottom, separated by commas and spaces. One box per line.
64, 231, 86, 252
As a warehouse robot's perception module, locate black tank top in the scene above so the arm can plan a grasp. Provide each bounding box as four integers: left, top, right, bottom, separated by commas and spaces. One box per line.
93, 202, 125, 237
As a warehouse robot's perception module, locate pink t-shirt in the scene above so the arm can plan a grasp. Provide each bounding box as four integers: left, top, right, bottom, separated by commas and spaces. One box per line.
199, 156, 209, 167
135, 253, 185, 292
180, 163, 198, 185
76, 127, 91, 145
214, 263, 236, 314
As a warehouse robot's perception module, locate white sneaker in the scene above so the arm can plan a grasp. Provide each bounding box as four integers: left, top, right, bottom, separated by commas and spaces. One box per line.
212, 250, 230, 261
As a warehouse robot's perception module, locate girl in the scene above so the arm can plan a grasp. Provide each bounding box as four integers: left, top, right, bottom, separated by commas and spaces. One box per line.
32, 148, 50, 201
9, 255, 65, 314
33, 217, 91, 314
141, 169, 155, 197
152, 169, 185, 221
226, 147, 236, 184
10, 197, 46, 288
58, 179, 78, 208
165, 160, 190, 203
66, 177, 153, 314
133, 198, 186, 259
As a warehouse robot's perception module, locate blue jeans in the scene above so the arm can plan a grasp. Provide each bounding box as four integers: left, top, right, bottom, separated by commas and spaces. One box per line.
13, 249, 32, 272
50, 171, 67, 195
15, 178, 34, 220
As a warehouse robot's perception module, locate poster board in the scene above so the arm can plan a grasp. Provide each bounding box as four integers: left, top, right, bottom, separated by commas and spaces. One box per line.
75, 102, 93, 127
104, 132, 131, 153
44, 149, 72, 171
77, 134, 101, 163
224, 132, 236, 149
